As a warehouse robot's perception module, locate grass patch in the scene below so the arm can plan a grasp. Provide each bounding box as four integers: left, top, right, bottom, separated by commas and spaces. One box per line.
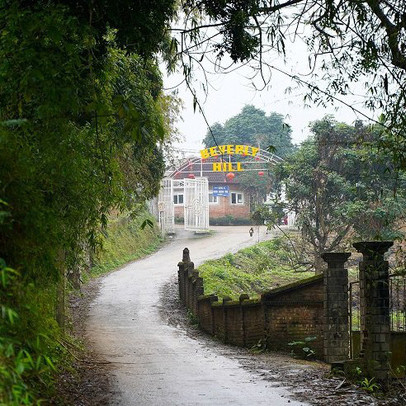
198, 236, 314, 299
84, 211, 163, 281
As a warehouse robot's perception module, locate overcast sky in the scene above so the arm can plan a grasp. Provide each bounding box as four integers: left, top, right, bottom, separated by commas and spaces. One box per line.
163, 35, 376, 153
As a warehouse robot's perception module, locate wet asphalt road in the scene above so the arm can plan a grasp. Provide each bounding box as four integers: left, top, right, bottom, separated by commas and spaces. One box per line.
86, 226, 307, 405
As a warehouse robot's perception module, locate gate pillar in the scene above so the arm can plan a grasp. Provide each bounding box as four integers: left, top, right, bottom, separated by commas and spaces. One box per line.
321, 252, 351, 363
353, 241, 393, 381
158, 178, 175, 235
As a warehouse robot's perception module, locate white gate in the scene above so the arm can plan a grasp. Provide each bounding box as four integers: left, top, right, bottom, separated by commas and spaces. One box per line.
158, 178, 175, 234
184, 177, 209, 232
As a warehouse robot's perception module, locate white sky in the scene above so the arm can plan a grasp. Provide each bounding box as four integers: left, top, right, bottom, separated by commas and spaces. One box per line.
163, 32, 377, 152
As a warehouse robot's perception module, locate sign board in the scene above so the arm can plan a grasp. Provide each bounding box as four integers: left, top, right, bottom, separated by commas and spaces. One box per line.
200, 144, 259, 172
213, 185, 229, 197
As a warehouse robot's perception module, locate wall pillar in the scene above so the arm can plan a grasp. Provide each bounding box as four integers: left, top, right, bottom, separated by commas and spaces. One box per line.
192, 270, 204, 315
222, 296, 232, 343
239, 294, 249, 346
177, 248, 187, 304
353, 241, 393, 381
178, 248, 194, 307
322, 252, 351, 363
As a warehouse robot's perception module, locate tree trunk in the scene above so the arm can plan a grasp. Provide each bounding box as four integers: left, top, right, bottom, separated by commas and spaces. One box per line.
68, 265, 81, 290
313, 252, 325, 274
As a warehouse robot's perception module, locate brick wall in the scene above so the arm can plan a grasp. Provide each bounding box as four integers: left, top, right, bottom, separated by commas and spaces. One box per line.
262, 276, 324, 354
178, 247, 406, 370
209, 196, 250, 219
173, 183, 251, 220
178, 251, 325, 359
264, 304, 324, 354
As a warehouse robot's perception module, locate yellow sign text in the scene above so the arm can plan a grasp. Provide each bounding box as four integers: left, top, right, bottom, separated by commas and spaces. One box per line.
212, 162, 244, 172
200, 144, 259, 160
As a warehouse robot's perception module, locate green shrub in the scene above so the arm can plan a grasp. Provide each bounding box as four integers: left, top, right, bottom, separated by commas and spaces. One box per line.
0, 261, 61, 405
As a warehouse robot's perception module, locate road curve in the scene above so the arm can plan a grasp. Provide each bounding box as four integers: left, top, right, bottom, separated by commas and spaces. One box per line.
86, 226, 307, 405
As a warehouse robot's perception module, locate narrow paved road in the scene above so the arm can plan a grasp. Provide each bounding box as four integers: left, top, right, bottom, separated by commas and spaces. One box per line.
86, 226, 306, 405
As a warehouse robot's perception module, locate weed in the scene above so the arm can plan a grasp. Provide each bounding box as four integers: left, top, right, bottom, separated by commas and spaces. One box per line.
394, 364, 406, 377
187, 310, 199, 326
288, 336, 317, 359
250, 339, 267, 354
359, 377, 380, 393
84, 211, 162, 282
0, 263, 60, 404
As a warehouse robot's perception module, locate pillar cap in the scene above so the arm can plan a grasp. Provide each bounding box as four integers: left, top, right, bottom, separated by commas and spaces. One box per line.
182, 247, 191, 262
353, 241, 393, 259
321, 252, 351, 268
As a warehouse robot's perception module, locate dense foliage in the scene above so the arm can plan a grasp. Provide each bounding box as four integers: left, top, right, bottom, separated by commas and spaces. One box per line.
0, 2, 174, 277
0, 1, 177, 403
0, 261, 60, 404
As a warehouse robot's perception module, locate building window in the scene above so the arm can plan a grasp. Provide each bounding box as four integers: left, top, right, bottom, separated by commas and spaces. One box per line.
231, 192, 243, 205
209, 193, 218, 204
174, 194, 184, 205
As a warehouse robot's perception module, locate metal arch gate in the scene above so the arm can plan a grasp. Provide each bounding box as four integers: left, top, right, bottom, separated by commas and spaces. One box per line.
158, 177, 209, 234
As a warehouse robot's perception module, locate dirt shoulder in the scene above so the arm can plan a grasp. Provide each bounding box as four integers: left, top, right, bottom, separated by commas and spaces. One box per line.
159, 274, 405, 406
54, 278, 115, 406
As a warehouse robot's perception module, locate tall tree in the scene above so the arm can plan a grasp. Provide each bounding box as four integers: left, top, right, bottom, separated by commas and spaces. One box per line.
271, 117, 406, 272
0, 1, 180, 401
203, 105, 294, 157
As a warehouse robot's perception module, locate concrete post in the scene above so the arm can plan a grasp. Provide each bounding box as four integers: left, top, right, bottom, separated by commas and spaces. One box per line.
178, 248, 190, 304
322, 252, 351, 363
353, 241, 393, 381
177, 260, 185, 304
185, 261, 195, 310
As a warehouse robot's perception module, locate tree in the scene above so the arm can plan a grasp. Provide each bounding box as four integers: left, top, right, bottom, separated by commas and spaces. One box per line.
270, 117, 406, 272
0, 1, 180, 273
175, 1, 406, 168
0, 0, 181, 347
0, 2, 181, 400
203, 105, 294, 157
203, 105, 294, 209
